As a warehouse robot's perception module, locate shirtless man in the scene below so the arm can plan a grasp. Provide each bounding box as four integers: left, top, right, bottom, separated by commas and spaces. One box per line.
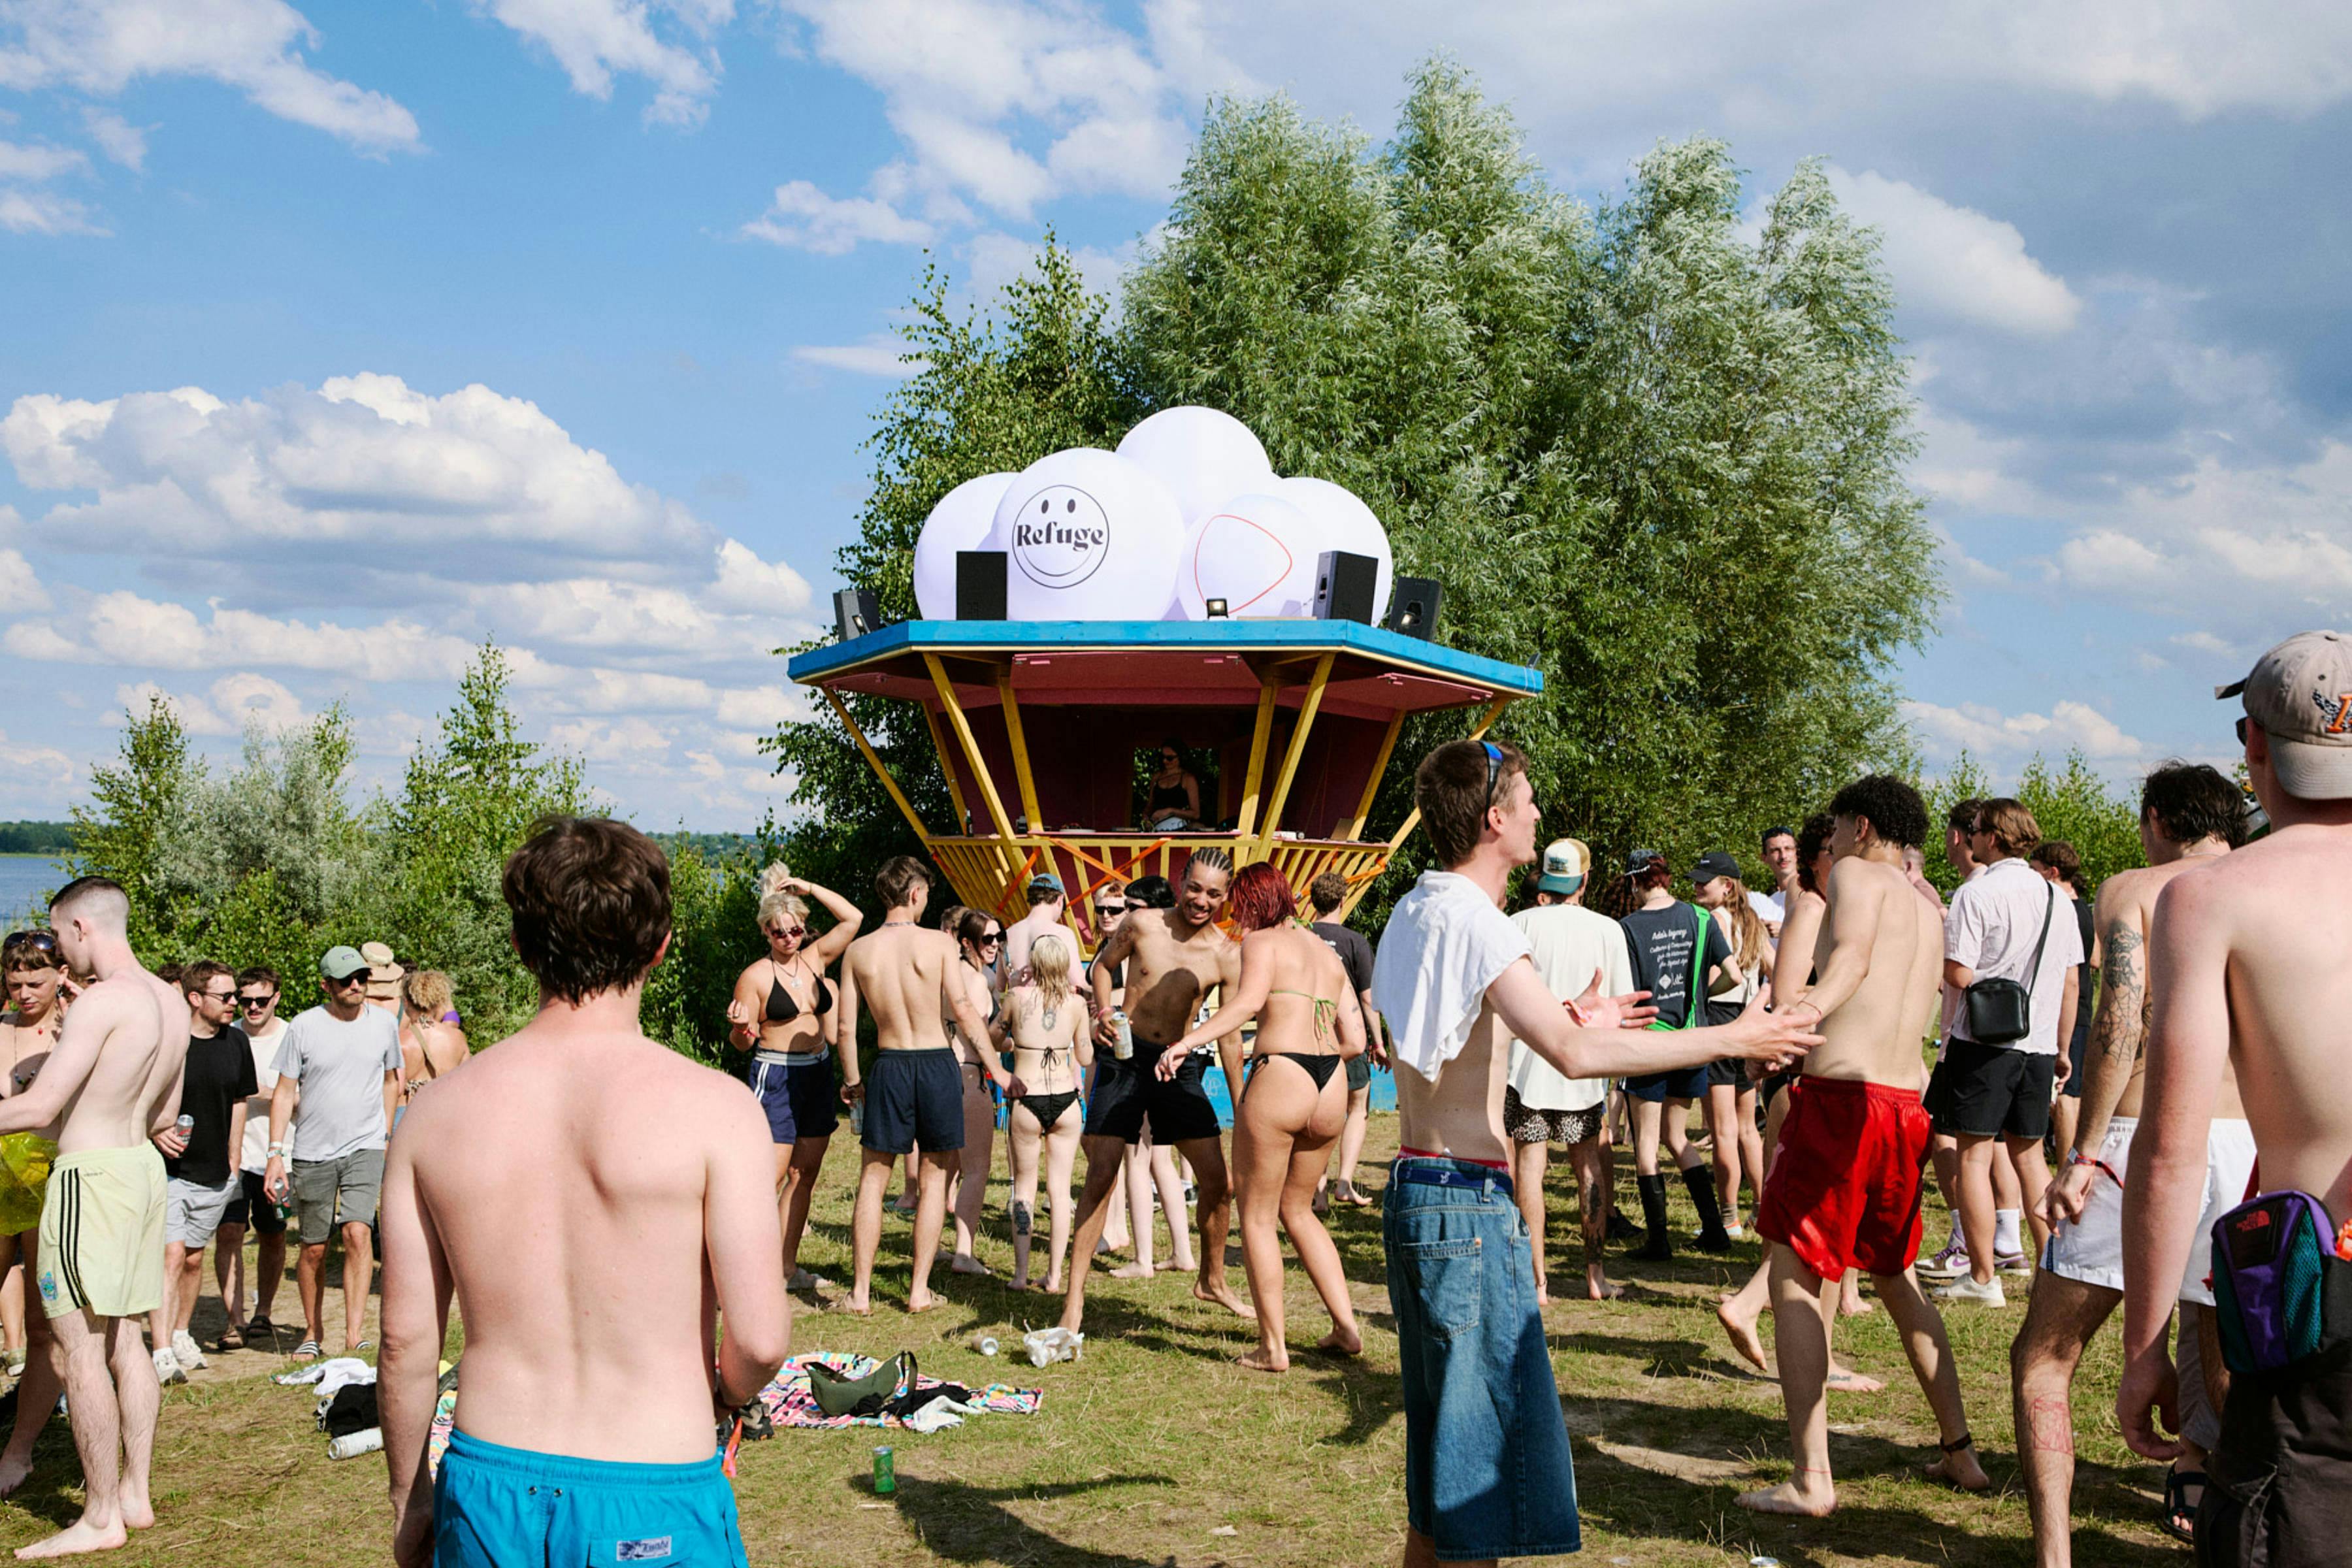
1371, 740, 1820, 1567
837, 856, 1011, 1315
1737, 776, 1991, 1517
1062, 847, 1248, 1333
1003, 872, 1070, 984
380, 817, 788, 1568
2120, 632, 2352, 1565
0, 877, 187, 1558
2012, 762, 2246, 1563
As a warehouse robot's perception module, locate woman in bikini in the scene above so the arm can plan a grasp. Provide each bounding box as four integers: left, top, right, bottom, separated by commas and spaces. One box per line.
1153, 862, 1364, 1372
727, 864, 864, 1292
0, 930, 65, 1388
1004, 933, 1090, 1292
397, 970, 470, 1100
943, 909, 1006, 1276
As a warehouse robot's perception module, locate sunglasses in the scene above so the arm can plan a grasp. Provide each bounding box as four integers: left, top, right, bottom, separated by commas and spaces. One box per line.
1158, 752, 1179, 762
1480, 740, 1505, 813
770, 925, 805, 941
3, 931, 57, 956
2236, 716, 2251, 745
201, 988, 237, 1001
238, 994, 276, 1007
977, 932, 1004, 946
328, 972, 370, 988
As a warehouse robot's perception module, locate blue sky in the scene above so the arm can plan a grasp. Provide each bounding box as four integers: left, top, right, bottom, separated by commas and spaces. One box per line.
3, 1, 2348, 830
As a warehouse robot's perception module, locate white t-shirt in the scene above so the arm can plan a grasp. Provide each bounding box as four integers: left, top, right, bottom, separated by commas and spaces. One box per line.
238, 1019, 288, 1175
1746, 889, 1785, 928
1372, 871, 1531, 1079
1944, 856, 2084, 1056
1503, 904, 1631, 1112
271, 1005, 402, 1162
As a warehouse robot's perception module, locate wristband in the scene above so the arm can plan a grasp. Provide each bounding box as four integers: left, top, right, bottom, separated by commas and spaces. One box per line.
2065, 1149, 2123, 1187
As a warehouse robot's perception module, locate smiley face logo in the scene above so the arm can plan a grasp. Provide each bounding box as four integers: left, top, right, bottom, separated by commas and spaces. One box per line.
1009, 485, 1111, 589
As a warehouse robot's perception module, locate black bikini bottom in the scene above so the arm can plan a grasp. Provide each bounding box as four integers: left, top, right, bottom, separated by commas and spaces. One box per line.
1253, 1053, 1341, 1092
1019, 1089, 1080, 1129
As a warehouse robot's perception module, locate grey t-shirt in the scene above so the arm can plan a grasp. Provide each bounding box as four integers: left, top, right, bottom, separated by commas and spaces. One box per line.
272, 1005, 402, 1162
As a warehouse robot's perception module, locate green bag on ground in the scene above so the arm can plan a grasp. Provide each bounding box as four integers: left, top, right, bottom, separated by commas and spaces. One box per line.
808, 1352, 915, 1418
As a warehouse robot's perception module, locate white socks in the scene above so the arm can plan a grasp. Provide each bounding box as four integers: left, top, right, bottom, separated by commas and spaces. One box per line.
1994, 1208, 2022, 1258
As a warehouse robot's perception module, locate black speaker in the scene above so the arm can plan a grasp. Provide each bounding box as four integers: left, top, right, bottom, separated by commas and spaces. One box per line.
956, 550, 1007, 620
833, 588, 881, 642
1313, 549, 1378, 624
1383, 577, 1443, 640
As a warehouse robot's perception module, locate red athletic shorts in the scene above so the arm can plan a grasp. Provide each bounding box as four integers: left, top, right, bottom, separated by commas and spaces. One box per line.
1756, 1075, 1932, 1280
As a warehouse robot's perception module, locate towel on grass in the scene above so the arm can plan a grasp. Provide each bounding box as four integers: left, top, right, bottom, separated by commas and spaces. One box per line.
757, 1352, 1042, 1431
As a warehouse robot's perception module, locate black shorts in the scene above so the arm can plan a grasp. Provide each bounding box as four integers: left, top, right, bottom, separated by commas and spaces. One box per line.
1083, 1050, 1222, 1146
2063, 1024, 2088, 1100
1705, 1057, 1752, 1090
1925, 1037, 2055, 1140
1624, 1065, 1708, 1103
862, 1049, 964, 1156
749, 1053, 840, 1144
223, 1169, 286, 1236
2201, 1340, 2352, 1567
1345, 1053, 1372, 1093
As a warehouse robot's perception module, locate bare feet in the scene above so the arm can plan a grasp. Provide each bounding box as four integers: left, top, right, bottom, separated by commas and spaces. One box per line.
906, 1290, 941, 1315
1840, 1287, 1875, 1317
1237, 1346, 1288, 1373
1825, 1365, 1885, 1394
0, 1455, 31, 1501
1585, 1274, 1623, 1301
1108, 1260, 1155, 1280
1716, 1298, 1769, 1373
1927, 1443, 1991, 1492
1043, 1274, 1063, 1294
14, 1516, 129, 1559
1315, 1326, 1362, 1356
1194, 1281, 1256, 1320
949, 1254, 992, 1277
1735, 1478, 1837, 1517
117, 1493, 152, 1532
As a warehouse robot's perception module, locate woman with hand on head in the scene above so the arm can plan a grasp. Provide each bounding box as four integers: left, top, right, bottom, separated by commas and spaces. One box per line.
1004, 933, 1090, 1292
1154, 863, 1364, 1371
728, 864, 864, 1292
946, 908, 1007, 1276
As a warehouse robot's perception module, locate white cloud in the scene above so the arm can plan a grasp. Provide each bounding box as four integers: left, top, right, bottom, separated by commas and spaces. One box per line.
80, 107, 144, 169
0, 138, 84, 180
1826, 167, 2080, 336
0, 186, 101, 235
0, 0, 421, 154
1904, 697, 2146, 762
0, 728, 73, 791
114, 672, 306, 736
0, 547, 51, 612
740, 179, 934, 253
475, 0, 730, 127
789, 337, 920, 377
8, 591, 493, 682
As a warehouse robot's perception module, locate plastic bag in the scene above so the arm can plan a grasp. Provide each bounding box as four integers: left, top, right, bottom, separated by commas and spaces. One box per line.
0, 1134, 57, 1236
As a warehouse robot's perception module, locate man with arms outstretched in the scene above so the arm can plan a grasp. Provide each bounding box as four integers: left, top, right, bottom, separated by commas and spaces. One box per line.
2121, 632, 2352, 1566
1372, 740, 1820, 1567
838, 856, 1013, 1316
2010, 761, 2245, 1561
0, 877, 187, 1559
1737, 776, 1990, 1517
1062, 846, 1249, 1332
380, 817, 789, 1568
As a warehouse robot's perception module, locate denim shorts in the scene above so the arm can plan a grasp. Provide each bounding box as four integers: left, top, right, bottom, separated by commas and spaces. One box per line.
434, 1429, 746, 1567
1383, 1157, 1580, 1561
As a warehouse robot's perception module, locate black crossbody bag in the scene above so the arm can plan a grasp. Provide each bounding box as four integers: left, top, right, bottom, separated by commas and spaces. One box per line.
1963, 879, 2055, 1046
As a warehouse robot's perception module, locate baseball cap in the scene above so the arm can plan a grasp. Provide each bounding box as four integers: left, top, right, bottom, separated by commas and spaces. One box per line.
2218, 630, 2352, 800
319, 945, 368, 981
1624, 847, 1665, 874
1535, 838, 1590, 895
1026, 872, 1065, 896
1690, 851, 1740, 885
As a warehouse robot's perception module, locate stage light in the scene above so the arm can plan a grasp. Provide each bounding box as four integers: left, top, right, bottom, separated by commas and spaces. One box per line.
1205, 597, 1229, 619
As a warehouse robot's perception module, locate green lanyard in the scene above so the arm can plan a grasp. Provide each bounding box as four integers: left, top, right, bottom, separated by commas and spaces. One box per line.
1644, 904, 1708, 1032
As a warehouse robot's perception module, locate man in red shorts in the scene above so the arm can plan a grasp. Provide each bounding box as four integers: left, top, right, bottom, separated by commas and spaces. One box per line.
1739, 776, 1991, 1516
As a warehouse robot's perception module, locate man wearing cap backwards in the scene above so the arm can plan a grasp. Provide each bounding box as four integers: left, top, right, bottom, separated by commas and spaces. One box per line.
1739, 776, 1991, 1516
2119, 631, 2352, 1565
1371, 740, 1818, 1566
1500, 838, 1633, 1302
263, 945, 404, 1359
1004, 872, 1071, 984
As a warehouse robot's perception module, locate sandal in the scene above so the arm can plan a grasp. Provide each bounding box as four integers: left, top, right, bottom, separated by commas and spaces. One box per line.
2163, 1467, 2206, 1543
292, 1339, 322, 1362
216, 1323, 246, 1351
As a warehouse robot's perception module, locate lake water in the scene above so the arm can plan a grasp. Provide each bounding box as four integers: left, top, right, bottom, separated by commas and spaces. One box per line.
0, 858, 63, 926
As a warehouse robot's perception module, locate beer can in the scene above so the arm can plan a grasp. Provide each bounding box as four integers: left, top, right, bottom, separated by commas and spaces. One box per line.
1111, 1010, 1132, 1061
872, 1445, 896, 1494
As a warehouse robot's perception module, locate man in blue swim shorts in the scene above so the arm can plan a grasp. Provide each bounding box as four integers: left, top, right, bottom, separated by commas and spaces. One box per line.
1373, 740, 1820, 1563
379, 819, 792, 1567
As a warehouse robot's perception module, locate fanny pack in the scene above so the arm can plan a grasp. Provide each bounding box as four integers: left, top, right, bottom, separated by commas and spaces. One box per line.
2210, 1190, 2352, 1375
808, 1351, 916, 1418
1963, 879, 2055, 1046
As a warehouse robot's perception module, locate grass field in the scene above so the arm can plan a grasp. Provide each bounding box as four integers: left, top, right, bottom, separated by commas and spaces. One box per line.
0, 1113, 2189, 1566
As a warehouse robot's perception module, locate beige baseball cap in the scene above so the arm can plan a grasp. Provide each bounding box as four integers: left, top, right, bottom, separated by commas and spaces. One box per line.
1536, 838, 1590, 895
2217, 629, 2352, 800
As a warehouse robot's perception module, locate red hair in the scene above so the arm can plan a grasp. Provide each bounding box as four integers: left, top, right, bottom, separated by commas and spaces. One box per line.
1224, 862, 1296, 934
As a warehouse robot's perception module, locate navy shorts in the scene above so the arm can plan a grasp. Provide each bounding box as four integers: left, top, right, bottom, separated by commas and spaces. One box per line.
861, 1049, 964, 1157
1083, 1050, 1222, 1145
433, 1429, 745, 1568
1383, 1158, 1580, 1560
747, 1054, 838, 1145
1623, 1065, 1708, 1102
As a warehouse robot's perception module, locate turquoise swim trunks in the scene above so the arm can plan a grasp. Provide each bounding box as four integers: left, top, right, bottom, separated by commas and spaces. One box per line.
433, 1429, 747, 1567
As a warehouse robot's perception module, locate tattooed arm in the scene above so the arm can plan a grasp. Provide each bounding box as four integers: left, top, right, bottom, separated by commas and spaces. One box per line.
2045, 876, 2146, 1228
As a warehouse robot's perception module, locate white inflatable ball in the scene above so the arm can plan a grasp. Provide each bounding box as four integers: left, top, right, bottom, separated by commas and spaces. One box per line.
987, 448, 1185, 621
912, 471, 1016, 619
1172, 491, 1330, 620
1275, 475, 1392, 622
1115, 406, 1275, 525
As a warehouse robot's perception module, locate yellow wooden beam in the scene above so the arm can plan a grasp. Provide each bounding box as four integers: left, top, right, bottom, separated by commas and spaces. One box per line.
1382, 694, 1514, 855
918, 702, 970, 835
1231, 671, 1282, 838
821, 689, 932, 842
1345, 710, 1407, 840
924, 653, 1019, 847
1253, 652, 1336, 857
994, 670, 1043, 831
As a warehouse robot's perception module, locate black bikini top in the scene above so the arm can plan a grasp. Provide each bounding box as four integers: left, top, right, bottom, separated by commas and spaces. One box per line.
766, 965, 836, 1023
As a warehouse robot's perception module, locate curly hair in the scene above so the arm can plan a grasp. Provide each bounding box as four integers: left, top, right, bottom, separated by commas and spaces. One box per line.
1828, 775, 1929, 849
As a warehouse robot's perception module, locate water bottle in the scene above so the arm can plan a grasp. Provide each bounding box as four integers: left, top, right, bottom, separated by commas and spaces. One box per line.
329, 1428, 383, 1460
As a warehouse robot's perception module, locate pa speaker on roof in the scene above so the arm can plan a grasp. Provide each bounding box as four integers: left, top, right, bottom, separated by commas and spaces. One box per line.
1313, 549, 1379, 625
956, 551, 1008, 621
833, 588, 882, 643
1382, 578, 1443, 641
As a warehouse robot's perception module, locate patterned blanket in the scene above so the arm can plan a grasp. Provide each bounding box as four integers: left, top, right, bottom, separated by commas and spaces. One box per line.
757, 1352, 1044, 1430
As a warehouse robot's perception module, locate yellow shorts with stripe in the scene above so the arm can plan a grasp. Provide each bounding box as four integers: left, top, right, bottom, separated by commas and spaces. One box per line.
37, 1145, 165, 1320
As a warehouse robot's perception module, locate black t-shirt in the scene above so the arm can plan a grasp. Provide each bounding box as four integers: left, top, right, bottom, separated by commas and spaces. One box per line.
1310, 921, 1375, 996
2069, 896, 2095, 1043
1620, 902, 1731, 1030
169, 1025, 260, 1187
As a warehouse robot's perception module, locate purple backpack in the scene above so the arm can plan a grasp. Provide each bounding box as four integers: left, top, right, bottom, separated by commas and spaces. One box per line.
2209, 1190, 2350, 1375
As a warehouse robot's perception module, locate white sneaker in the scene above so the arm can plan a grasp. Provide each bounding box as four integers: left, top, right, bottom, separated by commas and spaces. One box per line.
171, 1330, 207, 1371
1929, 1275, 2007, 1307
1915, 1244, 1971, 1281
152, 1346, 185, 1385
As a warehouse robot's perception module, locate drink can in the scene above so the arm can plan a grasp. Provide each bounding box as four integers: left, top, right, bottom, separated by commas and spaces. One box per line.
872, 1445, 896, 1494
1111, 1011, 1132, 1061
973, 1336, 998, 1356
175, 1115, 194, 1132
